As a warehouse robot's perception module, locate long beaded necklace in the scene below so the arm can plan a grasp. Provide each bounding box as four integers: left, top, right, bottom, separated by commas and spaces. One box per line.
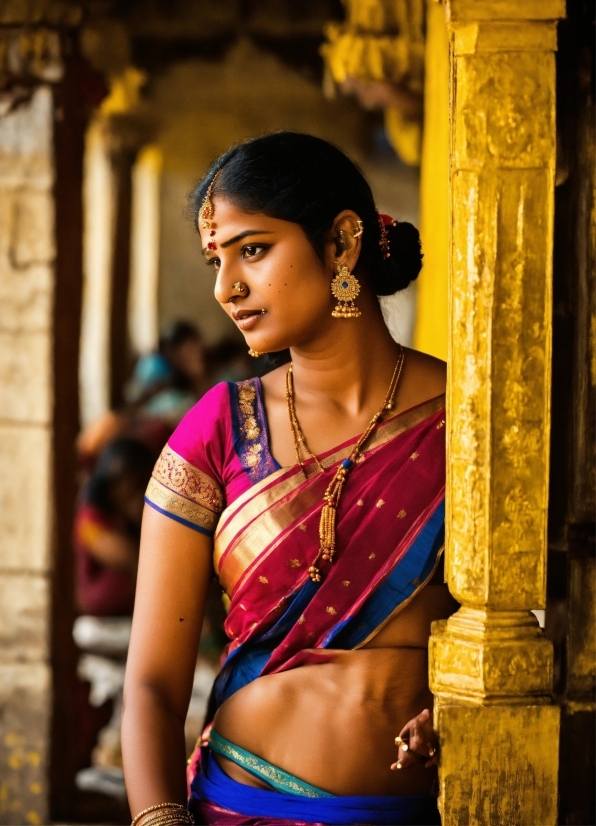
285, 345, 405, 582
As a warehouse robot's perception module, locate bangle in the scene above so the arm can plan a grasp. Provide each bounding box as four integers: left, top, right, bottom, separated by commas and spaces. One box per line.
137, 814, 194, 826
131, 803, 193, 826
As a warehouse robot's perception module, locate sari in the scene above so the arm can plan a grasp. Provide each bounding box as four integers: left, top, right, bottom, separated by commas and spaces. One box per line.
145, 378, 446, 825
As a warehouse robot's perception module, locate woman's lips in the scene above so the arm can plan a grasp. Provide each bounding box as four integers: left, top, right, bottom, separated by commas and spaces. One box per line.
233, 309, 266, 330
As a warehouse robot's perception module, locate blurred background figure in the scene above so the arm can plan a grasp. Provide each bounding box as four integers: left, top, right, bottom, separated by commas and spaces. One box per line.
75, 437, 155, 618
73, 437, 155, 801
205, 336, 255, 384
159, 319, 209, 398
77, 319, 210, 479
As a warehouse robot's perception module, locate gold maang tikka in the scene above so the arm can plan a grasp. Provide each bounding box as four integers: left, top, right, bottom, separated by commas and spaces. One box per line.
199, 169, 222, 250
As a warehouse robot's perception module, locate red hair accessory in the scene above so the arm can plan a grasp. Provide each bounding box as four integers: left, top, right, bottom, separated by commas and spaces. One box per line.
377, 211, 397, 259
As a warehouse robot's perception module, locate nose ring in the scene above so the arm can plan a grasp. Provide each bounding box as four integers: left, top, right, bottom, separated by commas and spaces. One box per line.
232, 281, 248, 293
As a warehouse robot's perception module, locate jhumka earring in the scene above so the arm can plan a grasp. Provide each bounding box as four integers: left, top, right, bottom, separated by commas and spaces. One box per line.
331, 260, 361, 318
199, 169, 222, 250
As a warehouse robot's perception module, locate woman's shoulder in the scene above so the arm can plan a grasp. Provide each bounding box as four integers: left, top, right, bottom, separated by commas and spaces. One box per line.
399, 347, 446, 411
166, 381, 234, 470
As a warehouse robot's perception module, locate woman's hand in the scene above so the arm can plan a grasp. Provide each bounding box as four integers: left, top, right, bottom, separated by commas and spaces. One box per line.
391, 708, 438, 771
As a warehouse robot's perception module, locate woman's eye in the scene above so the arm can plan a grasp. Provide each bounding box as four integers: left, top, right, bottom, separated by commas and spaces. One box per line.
241, 244, 267, 259
206, 257, 220, 272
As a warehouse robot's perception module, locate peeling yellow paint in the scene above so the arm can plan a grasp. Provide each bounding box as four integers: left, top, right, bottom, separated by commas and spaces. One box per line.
428, 1, 564, 823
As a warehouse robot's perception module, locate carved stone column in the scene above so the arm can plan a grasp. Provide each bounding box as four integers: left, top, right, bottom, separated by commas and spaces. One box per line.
428, 2, 565, 824
0, 15, 87, 824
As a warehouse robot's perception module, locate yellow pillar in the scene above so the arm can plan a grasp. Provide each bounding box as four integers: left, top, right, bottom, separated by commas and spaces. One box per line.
414, 0, 449, 360
429, 2, 565, 824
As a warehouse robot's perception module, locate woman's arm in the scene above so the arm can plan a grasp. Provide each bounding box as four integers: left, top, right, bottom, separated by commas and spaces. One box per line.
122, 505, 214, 817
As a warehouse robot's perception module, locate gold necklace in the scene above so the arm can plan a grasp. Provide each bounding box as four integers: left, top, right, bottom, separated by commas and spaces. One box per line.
285, 345, 405, 582
286, 365, 326, 474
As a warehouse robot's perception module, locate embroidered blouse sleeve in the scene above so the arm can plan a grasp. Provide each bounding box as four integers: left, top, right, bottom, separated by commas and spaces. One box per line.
144, 383, 230, 537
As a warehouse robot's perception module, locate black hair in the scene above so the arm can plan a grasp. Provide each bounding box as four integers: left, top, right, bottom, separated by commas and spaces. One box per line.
159, 319, 201, 352
85, 437, 155, 520
189, 132, 422, 296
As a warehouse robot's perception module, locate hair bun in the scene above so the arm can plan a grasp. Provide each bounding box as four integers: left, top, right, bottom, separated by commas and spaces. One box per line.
379, 220, 423, 295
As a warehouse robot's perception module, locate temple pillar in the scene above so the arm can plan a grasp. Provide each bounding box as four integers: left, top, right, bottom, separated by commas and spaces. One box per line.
414, 0, 449, 360
428, 2, 565, 824
128, 145, 162, 357
79, 68, 147, 424
0, 14, 88, 823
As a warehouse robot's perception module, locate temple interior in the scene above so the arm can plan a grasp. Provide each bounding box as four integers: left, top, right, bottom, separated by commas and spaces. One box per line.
0, 1, 593, 824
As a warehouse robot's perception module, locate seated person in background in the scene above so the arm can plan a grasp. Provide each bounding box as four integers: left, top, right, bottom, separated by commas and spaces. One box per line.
205, 337, 255, 384
75, 437, 156, 617
126, 351, 197, 428
159, 319, 210, 400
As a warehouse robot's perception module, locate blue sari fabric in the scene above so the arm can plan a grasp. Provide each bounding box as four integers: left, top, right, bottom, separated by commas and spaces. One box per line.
191, 748, 441, 825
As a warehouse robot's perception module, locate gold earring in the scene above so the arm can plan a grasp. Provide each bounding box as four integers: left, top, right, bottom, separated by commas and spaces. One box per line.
352, 219, 364, 238
248, 348, 263, 358
331, 261, 361, 318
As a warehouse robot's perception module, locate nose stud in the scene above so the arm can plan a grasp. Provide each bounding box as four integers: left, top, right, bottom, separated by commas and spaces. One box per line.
232, 281, 248, 293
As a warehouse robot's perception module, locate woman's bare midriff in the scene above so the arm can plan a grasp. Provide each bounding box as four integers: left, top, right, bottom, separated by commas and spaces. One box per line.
212, 578, 458, 797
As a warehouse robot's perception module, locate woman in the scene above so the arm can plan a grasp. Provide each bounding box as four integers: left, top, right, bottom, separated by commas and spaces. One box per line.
122, 133, 457, 826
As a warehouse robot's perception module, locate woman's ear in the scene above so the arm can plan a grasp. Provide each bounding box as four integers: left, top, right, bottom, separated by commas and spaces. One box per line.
327, 209, 364, 269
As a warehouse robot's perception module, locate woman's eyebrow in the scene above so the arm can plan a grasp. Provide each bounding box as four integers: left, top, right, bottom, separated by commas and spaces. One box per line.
202, 229, 274, 256
220, 229, 274, 248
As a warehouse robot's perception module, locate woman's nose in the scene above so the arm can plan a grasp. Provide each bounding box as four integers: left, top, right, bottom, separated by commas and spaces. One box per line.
214, 270, 249, 306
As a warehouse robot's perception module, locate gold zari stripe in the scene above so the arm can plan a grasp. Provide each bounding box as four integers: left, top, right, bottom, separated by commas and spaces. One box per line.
153, 445, 224, 512
146, 477, 220, 533
214, 394, 445, 593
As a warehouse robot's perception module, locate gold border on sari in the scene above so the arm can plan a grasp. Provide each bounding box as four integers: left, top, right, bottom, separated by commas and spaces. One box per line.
215, 393, 445, 594
145, 477, 220, 533
152, 445, 224, 512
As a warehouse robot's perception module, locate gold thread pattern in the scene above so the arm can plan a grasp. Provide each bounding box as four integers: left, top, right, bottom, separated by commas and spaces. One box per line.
145, 477, 220, 532
152, 445, 223, 512
214, 396, 446, 591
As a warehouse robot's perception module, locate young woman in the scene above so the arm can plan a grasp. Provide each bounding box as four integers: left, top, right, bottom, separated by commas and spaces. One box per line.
122, 132, 457, 826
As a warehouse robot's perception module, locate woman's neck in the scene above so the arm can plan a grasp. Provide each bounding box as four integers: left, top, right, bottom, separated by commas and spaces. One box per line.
289, 297, 401, 418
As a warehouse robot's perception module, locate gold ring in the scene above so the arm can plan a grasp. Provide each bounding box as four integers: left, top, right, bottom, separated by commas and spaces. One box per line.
233, 281, 247, 293
395, 736, 406, 746
428, 747, 436, 757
